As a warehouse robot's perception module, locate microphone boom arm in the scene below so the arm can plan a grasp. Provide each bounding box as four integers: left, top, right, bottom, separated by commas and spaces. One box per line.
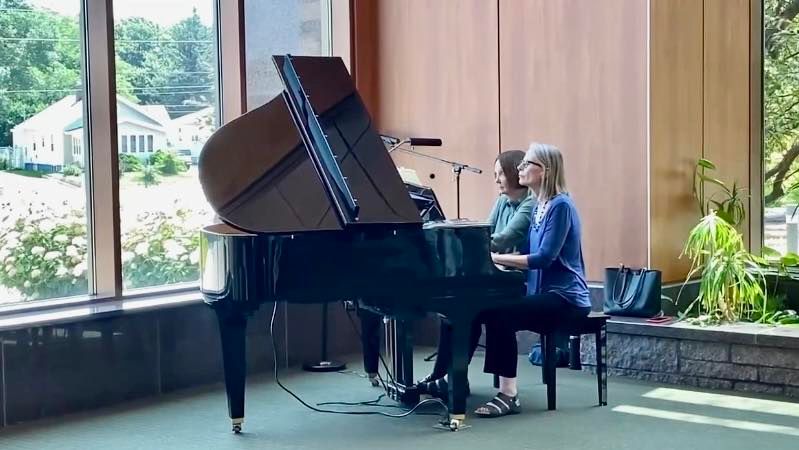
390, 146, 482, 174
389, 146, 482, 219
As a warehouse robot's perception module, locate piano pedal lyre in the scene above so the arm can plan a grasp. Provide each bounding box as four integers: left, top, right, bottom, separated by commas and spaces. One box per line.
232, 418, 243, 434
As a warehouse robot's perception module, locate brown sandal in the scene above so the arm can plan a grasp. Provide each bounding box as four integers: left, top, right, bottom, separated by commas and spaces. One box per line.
474, 392, 521, 418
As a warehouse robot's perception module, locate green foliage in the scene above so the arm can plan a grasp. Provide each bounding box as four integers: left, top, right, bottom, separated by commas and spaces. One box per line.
138, 163, 160, 187
121, 209, 200, 289
0, 2, 214, 147
693, 158, 747, 228
0, 204, 201, 300
113, 10, 214, 111
680, 212, 767, 323
0, 0, 83, 146
764, 0, 799, 205
149, 150, 187, 175
0, 158, 8, 171
61, 164, 81, 177
118, 153, 143, 173
8, 169, 42, 178
0, 206, 89, 300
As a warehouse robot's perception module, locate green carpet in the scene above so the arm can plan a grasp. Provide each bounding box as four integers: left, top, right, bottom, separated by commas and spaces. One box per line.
1, 351, 798, 450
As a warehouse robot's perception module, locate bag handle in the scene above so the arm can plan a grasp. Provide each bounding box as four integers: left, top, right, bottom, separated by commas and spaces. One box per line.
611, 265, 629, 304
613, 266, 648, 309
617, 268, 646, 308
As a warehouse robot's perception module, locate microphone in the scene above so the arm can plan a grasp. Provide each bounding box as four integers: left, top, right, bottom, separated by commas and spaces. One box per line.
408, 138, 442, 147
380, 134, 401, 145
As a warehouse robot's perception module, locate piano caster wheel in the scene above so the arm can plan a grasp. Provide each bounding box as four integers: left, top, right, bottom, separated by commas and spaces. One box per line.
232, 418, 243, 434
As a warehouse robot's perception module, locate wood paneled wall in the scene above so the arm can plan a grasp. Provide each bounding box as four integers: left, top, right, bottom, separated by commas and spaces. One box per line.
649, 0, 755, 282
351, 0, 758, 283
649, 0, 704, 282
370, 0, 500, 220
499, 0, 649, 281
702, 0, 753, 246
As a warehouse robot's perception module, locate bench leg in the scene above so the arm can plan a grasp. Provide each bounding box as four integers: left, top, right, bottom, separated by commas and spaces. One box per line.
544, 333, 557, 410
569, 335, 582, 370
493, 373, 499, 389
596, 326, 607, 406
540, 334, 548, 384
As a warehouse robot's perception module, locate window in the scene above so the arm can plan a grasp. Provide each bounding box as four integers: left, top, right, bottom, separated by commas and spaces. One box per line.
245, 0, 332, 108
0, 1, 90, 305
0, 0, 333, 306
115, 0, 220, 292
764, 1, 799, 254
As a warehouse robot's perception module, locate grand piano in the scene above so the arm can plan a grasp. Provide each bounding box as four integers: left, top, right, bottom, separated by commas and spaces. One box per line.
198, 55, 526, 432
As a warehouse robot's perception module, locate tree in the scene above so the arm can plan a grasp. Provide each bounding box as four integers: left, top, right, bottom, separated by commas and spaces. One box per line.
160, 9, 215, 113
114, 17, 172, 104
765, 0, 799, 205
0, 0, 81, 146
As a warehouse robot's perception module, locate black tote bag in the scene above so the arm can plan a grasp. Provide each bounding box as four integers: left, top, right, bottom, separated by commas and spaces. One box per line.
603, 265, 662, 318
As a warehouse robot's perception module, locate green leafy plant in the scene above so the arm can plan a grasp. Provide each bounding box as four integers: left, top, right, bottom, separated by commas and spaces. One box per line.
149, 150, 187, 175
119, 153, 143, 173
0, 206, 89, 300
693, 158, 747, 228
61, 164, 82, 177
680, 212, 767, 324
0, 204, 203, 300
121, 208, 200, 289
138, 162, 160, 187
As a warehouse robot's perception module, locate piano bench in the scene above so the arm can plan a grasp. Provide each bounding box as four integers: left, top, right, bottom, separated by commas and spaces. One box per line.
491, 312, 608, 410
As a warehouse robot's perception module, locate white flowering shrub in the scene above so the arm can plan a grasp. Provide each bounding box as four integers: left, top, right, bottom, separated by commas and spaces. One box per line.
0, 204, 204, 301
121, 209, 201, 289
0, 204, 88, 300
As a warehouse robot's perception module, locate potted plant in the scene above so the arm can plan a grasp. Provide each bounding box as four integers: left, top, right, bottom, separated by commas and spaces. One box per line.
679, 158, 799, 325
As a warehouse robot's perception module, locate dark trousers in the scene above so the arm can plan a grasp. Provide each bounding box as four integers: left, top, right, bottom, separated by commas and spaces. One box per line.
358, 308, 382, 374
430, 316, 483, 378
483, 293, 590, 378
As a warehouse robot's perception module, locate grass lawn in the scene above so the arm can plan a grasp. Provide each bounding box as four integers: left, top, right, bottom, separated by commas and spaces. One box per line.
3, 169, 44, 178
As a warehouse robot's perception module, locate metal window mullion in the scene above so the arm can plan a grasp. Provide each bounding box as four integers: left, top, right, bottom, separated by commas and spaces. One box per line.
83, 0, 122, 298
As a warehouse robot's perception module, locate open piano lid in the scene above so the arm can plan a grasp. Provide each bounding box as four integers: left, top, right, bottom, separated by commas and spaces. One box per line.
198, 55, 422, 233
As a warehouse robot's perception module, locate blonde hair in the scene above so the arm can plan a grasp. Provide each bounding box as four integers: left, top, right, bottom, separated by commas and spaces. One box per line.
527, 142, 568, 201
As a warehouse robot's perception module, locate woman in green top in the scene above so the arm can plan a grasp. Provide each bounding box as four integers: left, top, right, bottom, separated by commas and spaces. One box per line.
418, 150, 534, 397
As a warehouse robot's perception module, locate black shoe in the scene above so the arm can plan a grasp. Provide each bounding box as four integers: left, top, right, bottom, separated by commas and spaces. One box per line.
418, 378, 470, 400
417, 372, 446, 385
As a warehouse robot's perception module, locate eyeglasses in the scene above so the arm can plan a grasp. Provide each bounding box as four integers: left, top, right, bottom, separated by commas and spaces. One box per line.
517, 160, 543, 170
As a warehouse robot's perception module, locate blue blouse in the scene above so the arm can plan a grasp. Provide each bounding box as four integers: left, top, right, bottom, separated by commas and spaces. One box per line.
525, 194, 591, 309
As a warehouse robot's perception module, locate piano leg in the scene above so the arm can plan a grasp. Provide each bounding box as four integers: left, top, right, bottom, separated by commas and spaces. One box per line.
215, 308, 248, 433
446, 316, 472, 431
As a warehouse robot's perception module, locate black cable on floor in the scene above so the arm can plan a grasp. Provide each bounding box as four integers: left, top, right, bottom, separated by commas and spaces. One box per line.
269, 301, 448, 419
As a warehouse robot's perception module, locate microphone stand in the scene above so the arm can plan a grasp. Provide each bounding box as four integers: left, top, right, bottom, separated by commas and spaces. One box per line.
389, 146, 481, 219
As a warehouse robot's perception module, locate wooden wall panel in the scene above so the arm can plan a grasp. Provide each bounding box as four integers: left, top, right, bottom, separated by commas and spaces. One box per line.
703, 0, 752, 246
499, 0, 649, 281
351, 0, 380, 115
374, 0, 500, 220
649, 0, 704, 283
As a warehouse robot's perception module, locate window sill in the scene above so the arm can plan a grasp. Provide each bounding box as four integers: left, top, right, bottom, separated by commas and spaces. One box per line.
0, 288, 204, 332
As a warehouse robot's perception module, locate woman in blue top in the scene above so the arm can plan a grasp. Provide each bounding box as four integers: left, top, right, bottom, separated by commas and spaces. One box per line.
475, 143, 591, 418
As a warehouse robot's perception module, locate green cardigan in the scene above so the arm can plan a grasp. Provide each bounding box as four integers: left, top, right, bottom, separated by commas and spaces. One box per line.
487, 192, 534, 253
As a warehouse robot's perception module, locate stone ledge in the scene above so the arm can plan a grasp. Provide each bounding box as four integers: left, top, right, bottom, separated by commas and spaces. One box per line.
607, 317, 799, 350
